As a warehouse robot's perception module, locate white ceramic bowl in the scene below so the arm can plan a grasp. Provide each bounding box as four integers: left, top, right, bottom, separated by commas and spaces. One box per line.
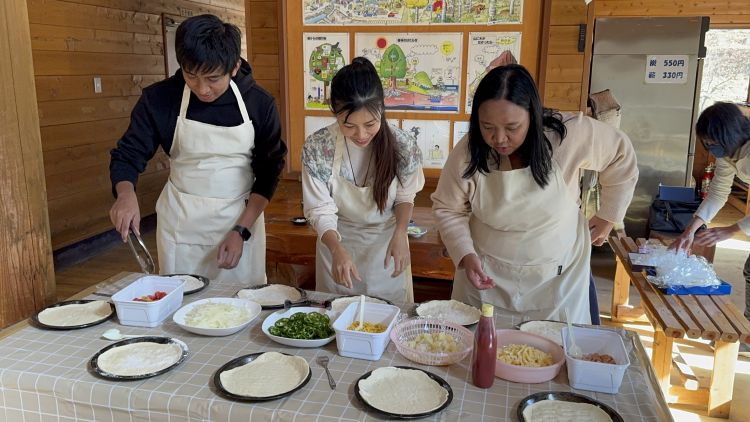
261, 307, 336, 348
173, 298, 261, 336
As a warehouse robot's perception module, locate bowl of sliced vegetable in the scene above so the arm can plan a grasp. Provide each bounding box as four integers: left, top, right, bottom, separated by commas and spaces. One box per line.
261, 307, 336, 348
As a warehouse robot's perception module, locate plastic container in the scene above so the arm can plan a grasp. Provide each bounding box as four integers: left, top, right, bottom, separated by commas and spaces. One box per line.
111, 275, 184, 327
389, 317, 473, 366
494, 329, 565, 383
471, 303, 496, 388
562, 326, 630, 394
332, 302, 400, 361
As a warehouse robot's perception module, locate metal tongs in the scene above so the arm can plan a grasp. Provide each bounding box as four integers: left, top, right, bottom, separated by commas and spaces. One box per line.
127, 228, 156, 274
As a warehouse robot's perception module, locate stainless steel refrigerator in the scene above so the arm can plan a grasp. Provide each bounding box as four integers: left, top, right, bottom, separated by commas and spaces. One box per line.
589, 16, 709, 237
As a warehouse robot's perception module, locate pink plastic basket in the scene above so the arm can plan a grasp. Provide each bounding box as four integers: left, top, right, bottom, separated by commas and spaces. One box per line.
390, 318, 473, 366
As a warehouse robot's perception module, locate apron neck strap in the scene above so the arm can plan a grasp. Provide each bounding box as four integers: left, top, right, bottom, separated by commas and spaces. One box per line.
178, 80, 250, 124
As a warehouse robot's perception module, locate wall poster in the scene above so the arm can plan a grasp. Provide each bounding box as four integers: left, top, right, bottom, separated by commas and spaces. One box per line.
465, 32, 522, 112
356, 32, 462, 112
304, 33, 350, 110
402, 119, 451, 169
303, 1, 523, 25
452, 120, 470, 145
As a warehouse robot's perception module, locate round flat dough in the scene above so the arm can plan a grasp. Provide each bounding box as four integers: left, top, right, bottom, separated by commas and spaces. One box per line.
219, 352, 309, 397
330, 296, 386, 314
358, 367, 449, 415
522, 400, 612, 422
97, 342, 183, 376
170, 275, 204, 292
416, 300, 481, 325
37, 301, 112, 327
518, 321, 567, 346
236, 285, 301, 306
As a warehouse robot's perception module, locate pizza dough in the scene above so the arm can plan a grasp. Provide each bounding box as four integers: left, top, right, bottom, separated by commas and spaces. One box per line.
518, 321, 567, 346
236, 284, 302, 306
169, 275, 204, 292
358, 367, 449, 415
330, 296, 386, 314
219, 352, 309, 397
416, 300, 481, 325
97, 342, 183, 376
37, 301, 112, 326
522, 400, 612, 422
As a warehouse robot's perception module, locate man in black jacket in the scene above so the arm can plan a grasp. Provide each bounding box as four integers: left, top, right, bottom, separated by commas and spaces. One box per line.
109, 14, 286, 284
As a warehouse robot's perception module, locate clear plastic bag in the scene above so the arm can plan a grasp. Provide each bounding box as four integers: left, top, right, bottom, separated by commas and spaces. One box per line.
643, 241, 720, 288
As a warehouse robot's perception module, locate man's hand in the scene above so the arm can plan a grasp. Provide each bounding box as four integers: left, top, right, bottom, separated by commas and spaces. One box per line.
109, 182, 140, 242
460, 254, 495, 289
217, 231, 244, 269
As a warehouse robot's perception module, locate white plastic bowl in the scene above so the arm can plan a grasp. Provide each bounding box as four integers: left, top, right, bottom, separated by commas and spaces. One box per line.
562, 326, 630, 394
332, 302, 400, 361
112, 275, 184, 328
172, 298, 261, 336
261, 307, 336, 348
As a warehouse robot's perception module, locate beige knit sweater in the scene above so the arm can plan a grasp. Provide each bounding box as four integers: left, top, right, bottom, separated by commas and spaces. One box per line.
431, 112, 639, 266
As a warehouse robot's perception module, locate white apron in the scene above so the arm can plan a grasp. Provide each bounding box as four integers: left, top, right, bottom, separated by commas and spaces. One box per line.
155, 81, 266, 285
451, 161, 591, 324
315, 131, 414, 303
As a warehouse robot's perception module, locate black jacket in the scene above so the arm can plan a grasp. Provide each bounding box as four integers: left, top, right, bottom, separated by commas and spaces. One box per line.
109, 59, 287, 200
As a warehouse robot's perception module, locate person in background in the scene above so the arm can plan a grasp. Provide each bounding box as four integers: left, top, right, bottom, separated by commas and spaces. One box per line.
302, 57, 425, 303
670, 102, 750, 350
432, 64, 638, 323
109, 14, 287, 284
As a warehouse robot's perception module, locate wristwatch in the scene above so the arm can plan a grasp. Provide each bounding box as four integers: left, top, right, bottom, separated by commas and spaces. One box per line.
231, 225, 252, 241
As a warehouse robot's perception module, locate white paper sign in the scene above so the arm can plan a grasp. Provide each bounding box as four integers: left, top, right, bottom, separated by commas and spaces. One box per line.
645, 55, 689, 84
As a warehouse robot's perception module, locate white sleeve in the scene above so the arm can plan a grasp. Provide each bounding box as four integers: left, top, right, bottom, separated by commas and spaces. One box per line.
395, 164, 425, 205
301, 168, 340, 241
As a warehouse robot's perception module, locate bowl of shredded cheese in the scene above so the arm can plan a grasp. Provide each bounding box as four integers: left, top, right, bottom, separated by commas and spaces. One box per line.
172, 298, 261, 336
494, 329, 565, 383
390, 318, 473, 366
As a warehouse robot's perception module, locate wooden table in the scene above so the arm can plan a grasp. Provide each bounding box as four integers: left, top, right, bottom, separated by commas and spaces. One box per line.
609, 236, 750, 418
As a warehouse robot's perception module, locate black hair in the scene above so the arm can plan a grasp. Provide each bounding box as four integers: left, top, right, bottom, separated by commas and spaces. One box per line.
464, 64, 566, 188
696, 102, 750, 156
175, 14, 241, 75
330, 57, 402, 213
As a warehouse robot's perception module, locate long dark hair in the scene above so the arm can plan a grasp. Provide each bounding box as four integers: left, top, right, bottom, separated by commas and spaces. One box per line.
696, 102, 750, 156
330, 57, 402, 213
175, 14, 241, 75
464, 64, 566, 188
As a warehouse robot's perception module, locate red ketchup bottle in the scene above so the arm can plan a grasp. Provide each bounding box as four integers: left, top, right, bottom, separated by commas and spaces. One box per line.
471, 303, 497, 388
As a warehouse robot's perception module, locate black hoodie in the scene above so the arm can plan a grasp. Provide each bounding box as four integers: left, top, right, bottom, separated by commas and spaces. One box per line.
109, 59, 287, 200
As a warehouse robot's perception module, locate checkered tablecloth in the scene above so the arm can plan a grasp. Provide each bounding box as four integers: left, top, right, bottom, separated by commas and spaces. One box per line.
0, 273, 672, 421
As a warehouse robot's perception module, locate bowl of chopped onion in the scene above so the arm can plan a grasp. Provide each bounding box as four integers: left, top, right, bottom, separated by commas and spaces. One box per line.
390, 318, 473, 366
172, 298, 261, 336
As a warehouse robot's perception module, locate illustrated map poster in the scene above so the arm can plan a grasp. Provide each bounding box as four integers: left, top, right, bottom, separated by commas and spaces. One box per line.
303, 1, 523, 25
465, 32, 522, 112
403, 119, 451, 169
304, 33, 350, 110
356, 32, 462, 112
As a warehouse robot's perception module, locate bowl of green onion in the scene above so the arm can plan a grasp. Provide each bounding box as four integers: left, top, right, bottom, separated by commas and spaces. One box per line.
261, 307, 336, 348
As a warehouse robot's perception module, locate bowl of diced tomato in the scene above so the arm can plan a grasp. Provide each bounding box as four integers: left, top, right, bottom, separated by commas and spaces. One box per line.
111, 276, 184, 327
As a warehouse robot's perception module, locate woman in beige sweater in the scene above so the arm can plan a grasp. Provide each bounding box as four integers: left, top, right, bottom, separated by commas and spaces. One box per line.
432, 65, 638, 323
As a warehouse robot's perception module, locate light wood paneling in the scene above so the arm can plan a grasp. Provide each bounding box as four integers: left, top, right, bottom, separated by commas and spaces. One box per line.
28, 0, 162, 34
1, 0, 56, 326
30, 24, 163, 54
36, 75, 163, 102
550, 0, 587, 25
250, 28, 279, 55
545, 54, 584, 83
248, 1, 277, 28
544, 82, 582, 111
40, 118, 130, 150
548, 25, 582, 54
38, 95, 140, 126
32, 51, 165, 76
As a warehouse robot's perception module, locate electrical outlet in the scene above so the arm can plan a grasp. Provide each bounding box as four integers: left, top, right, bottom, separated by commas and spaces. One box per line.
93, 77, 102, 94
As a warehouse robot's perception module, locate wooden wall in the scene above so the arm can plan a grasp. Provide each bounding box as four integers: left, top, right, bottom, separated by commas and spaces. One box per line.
28, 0, 247, 250
1, 0, 56, 326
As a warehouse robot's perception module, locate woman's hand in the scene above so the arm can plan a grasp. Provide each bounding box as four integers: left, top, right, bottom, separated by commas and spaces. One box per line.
385, 232, 410, 277
217, 231, 244, 269
693, 224, 741, 247
588, 216, 614, 246
331, 245, 361, 289
460, 253, 495, 290
667, 230, 694, 252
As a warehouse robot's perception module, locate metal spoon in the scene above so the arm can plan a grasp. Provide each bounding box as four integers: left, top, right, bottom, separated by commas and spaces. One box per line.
102, 328, 144, 341
316, 355, 336, 390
